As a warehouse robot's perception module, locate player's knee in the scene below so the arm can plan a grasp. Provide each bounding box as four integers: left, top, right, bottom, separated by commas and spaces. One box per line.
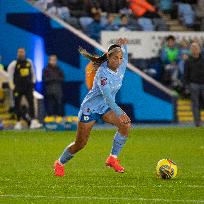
120, 122, 131, 131
126, 122, 131, 129
118, 122, 131, 135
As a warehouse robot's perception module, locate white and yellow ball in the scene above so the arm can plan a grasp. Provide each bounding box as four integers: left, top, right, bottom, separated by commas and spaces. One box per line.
156, 159, 177, 179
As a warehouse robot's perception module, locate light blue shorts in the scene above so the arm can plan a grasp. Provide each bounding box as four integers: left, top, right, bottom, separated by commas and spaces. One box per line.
78, 108, 111, 123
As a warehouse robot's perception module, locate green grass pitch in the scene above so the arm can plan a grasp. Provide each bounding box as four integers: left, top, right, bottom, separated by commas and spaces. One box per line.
0, 127, 204, 203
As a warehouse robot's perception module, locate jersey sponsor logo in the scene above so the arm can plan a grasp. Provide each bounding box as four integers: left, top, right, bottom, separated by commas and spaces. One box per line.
100, 77, 107, 86
20, 68, 30, 77
83, 115, 89, 121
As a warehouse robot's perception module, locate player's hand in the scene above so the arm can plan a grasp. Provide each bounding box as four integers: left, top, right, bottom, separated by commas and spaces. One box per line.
118, 113, 131, 125
116, 38, 128, 46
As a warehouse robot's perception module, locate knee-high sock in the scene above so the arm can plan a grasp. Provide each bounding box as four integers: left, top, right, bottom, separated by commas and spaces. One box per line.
59, 143, 74, 164
111, 132, 127, 157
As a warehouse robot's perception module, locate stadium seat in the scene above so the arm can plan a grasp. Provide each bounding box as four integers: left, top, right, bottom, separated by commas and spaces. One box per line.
178, 3, 195, 27
153, 18, 169, 31
65, 17, 81, 29
79, 16, 93, 31
137, 17, 155, 31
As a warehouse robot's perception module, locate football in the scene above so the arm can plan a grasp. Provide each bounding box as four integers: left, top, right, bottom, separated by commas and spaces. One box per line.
156, 159, 177, 179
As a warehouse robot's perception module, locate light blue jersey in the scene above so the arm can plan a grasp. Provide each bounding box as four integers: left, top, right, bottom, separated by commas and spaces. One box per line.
78, 45, 128, 122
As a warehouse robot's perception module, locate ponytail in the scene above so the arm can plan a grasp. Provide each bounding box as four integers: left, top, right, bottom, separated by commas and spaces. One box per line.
79, 47, 107, 66
79, 44, 121, 70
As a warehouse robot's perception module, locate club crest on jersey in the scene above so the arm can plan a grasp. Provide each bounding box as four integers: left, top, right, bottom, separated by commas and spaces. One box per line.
100, 77, 107, 86
83, 116, 89, 121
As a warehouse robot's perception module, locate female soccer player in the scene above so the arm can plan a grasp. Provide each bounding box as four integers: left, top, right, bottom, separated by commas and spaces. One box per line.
54, 38, 131, 176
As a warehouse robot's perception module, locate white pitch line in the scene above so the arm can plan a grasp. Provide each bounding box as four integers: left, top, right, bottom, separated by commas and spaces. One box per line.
2, 185, 204, 189
70, 185, 204, 189
0, 194, 204, 203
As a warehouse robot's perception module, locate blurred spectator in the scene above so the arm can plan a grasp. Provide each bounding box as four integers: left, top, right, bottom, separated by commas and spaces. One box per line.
104, 14, 119, 31
7, 48, 42, 129
129, 0, 160, 19
86, 11, 104, 42
178, 39, 191, 76
118, 14, 131, 31
63, 0, 87, 17
42, 55, 64, 116
194, 0, 204, 18
191, 37, 204, 55
160, 35, 179, 87
100, 0, 128, 13
184, 42, 204, 127
158, 0, 173, 14
84, 0, 101, 17
191, 36, 202, 46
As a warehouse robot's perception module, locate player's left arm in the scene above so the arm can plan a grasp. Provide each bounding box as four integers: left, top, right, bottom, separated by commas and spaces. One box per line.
97, 73, 123, 116
99, 82, 131, 124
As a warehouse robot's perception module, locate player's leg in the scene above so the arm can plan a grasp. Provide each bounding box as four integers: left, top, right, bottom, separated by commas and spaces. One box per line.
45, 94, 54, 116
25, 89, 41, 129
54, 120, 95, 176
55, 94, 63, 116
102, 110, 131, 173
102, 110, 131, 136
25, 88, 35, 119
189, 83, 200, 126
66, 121, 96, 154
200, 84, 204, 126
14, 91, 23, 129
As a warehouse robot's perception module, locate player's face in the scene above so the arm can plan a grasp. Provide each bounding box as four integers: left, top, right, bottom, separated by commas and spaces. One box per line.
167, 39, 175, 48
190, 43, 201, 56
108, 51, 123, 71
17, 48, 26, 60
49, 56, 57, 66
